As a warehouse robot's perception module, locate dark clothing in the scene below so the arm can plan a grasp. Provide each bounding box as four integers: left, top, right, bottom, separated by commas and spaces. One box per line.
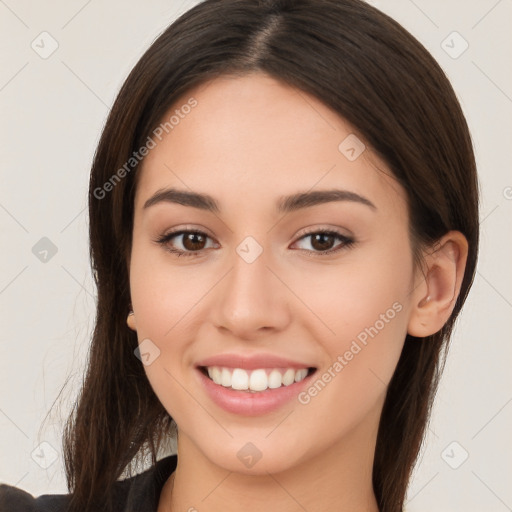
0, 454, 177, 511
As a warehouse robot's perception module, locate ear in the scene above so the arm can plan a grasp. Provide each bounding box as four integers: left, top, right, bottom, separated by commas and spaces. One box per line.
408, 231, 468, 337
127, 310, 137, 331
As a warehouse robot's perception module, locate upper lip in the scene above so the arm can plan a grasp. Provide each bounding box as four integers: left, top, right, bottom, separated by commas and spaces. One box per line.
196, 353, 315, 370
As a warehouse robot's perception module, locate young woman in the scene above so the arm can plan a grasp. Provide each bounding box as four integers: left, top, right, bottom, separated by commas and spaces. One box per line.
0, 0, 479, 511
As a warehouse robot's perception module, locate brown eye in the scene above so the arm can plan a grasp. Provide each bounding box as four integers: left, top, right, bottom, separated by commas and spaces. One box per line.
155, 228, 354, 258
293, 230, 355, 255
181, 232, 207, 251
155, 229, 217, 258
309, 233, 337, 251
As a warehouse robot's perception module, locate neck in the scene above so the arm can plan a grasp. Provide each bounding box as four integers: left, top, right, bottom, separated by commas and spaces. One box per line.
161, 410, 381, 512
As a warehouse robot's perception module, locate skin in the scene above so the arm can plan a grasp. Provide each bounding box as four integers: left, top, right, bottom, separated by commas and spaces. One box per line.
127, 72, 468, 512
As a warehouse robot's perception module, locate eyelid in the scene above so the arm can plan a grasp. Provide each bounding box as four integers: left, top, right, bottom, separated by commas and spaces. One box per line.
161, 223, 354, 238
294, 224, 354, 239
158, 224, 218, 242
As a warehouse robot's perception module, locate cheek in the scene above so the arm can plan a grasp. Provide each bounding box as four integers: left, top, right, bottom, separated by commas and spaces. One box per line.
302, 248, 412, 349
293, 247, 413, 415
129, 240, 207, 338
128, 262, 197, 425
128, 241, 217, 417
326, 267, 409, 357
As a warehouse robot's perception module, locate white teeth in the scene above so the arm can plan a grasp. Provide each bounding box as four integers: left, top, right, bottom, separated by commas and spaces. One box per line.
204, 366, 310, 392
295, 369, 308, 382
249, 369, 268, 391
268, 369, 283, 389
209, 366, 222, 385
282, 368, 296, 386
231, 368, 249, 390
221, 368, 232, 387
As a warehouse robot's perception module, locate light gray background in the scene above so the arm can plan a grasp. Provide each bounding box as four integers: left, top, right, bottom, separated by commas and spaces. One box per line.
0, 1, 511, 510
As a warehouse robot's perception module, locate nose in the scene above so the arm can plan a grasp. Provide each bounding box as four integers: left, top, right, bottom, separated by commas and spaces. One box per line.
211, 245, 292, 341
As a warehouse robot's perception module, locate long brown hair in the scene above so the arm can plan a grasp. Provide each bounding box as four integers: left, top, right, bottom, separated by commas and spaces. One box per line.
61, 1, 479, 510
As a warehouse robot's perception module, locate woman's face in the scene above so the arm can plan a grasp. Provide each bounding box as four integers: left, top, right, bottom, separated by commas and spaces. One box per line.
129, 72, 418, 474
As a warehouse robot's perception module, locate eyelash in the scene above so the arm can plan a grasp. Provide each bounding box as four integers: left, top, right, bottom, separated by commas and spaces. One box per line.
154, 227, 355, 258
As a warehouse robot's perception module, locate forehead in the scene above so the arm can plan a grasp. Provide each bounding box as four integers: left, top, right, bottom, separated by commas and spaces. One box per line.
134, 73, 406, 216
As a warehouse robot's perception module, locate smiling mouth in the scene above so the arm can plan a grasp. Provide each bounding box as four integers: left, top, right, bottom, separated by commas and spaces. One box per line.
198, 366, 317, 393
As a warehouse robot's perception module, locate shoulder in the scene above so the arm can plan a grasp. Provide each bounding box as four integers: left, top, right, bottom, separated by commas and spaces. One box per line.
0, 483, 69, 511
0, 454, 177, 512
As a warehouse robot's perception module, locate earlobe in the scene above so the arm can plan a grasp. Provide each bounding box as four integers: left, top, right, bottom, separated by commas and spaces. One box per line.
127, 310, 137, 331
407, 231, 468, 338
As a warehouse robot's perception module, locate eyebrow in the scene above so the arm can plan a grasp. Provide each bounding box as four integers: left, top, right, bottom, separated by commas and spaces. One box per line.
143, 187, 376, 213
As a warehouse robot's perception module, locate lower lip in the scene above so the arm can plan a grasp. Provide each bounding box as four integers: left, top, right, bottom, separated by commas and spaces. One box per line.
196, 368, 315, 416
